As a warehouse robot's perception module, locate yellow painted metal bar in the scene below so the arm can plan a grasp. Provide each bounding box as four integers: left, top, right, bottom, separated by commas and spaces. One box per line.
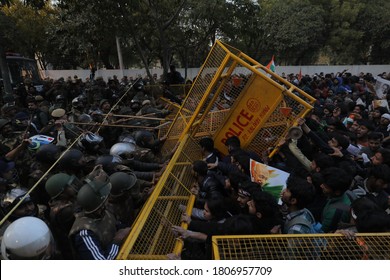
116, 134, 190, 259
257, 64, 316, 104
160, 103, 189, 140
127, 254, 168, 260
157, 196, 191, 200
217, 40, 315, 107
172, 194, 196, 255
178, 147, 196, 163
228, 57, 314, 110
163, 41, 223, 140
169, 171, 192, 194
177, 56, 233, 142
148, 163, 189, 254
148, 208, 172, 253
212, 233, 390, 260
219, 40, 315, 105
190, 57, 241, 137
211, 238, 221, 260
212, 233, 390, 239
280, 90, 313, 110
160, 96, 192, 114
171, 162, 192, 166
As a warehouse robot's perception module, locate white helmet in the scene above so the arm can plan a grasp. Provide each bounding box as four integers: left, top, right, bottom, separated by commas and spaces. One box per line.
78, 132, 103, 151
1, 216, 53, 260
118, 134, 136, 145
110, 142, 137, 158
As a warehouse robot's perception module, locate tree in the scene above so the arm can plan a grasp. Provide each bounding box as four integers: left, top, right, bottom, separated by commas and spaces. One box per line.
123, 0, 189, 78
2, 1, 58, 69
322, 0, 365, 64
357, 0, 390, 64
23, 0, 47, 9
0, 10, 17, 94
173, 0, 226, 75
259, 0, 326, 65
0, 0, 13, 7
3, 0, 387, 77
218, 0, 264, 60
45, 0, 124, 69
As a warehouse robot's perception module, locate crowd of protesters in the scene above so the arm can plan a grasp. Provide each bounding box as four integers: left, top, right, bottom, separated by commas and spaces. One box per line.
0, 67, 390, 260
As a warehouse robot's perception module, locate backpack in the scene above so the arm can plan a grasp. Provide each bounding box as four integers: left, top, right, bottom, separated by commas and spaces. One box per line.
285, 211, 326, 259
285, 216, 324, 234
285, 210, 324, 234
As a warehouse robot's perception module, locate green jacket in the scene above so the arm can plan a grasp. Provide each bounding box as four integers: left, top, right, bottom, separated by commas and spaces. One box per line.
321, 192, 352, 233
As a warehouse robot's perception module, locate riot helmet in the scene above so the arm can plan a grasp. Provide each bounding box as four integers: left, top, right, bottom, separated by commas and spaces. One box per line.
110, 142, 136, 158
109, 172, 139, 198
55, 94, 65, 103
35, 144, 61, 165
1, 188, 37, 221
58, 149, 85, 170
71, 96, 85, 110
130, 99, 141, 111
133, 80, 144, 91
0, 118, 11, 131
118, 134, 136, 145
45, 173, 81, 199
95, 155, 122, 174
77, 174, 111, 214
1, 216, 53, 260
133, 130, 155, 148
78, 132, 103, 152
78, 113, 93, 123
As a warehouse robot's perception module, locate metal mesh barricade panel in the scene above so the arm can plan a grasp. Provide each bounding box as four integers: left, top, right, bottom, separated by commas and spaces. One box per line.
160, 41, 314, 159
117, 135, 201, 259
212, 234, 390, 260
159, 42, 230, 158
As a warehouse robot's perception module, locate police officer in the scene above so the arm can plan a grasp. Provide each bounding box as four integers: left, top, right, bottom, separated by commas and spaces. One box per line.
107, 172, 139, 228
68, 168, 130, 259
0, 119, 24, 155
45, 173, 82, 259
58, 148, 87, 178
0, 188, 39, 239
28, 144, 62, 206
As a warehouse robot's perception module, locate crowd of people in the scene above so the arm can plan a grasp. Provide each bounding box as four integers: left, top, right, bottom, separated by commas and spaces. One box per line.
0, 68, 390, 260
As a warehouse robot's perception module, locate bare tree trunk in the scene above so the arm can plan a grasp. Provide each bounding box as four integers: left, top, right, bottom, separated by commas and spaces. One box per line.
131, 33, 153, 81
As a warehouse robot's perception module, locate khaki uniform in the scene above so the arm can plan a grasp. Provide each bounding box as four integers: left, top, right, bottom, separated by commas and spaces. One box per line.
69, 209, 117, 252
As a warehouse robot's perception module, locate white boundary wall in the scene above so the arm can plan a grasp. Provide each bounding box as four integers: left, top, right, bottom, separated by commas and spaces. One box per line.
42, 65, 390, 82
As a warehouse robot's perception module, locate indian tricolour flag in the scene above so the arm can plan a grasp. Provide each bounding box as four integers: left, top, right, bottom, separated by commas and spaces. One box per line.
266, 55, 276, 72
249, 159, 289, 205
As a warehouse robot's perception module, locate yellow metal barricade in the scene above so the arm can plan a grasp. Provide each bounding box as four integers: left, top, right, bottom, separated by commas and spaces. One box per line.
159, 40, 315, 159
212, 233, 390, 260
117, 40, 316, 259
117, 134, 201, 259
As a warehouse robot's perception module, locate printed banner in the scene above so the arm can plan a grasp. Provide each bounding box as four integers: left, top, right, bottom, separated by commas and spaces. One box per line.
375, 76, 390, 99
249, 159, 289, 203
372, 99, 389, 110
